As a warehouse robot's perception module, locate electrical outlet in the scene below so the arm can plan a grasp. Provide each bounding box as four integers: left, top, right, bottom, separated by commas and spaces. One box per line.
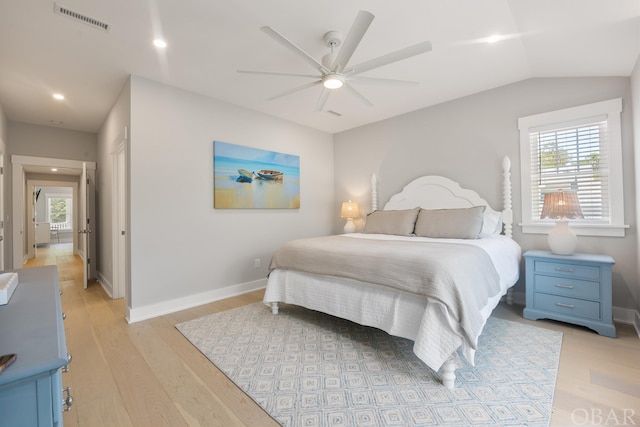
254, 258, 261, 269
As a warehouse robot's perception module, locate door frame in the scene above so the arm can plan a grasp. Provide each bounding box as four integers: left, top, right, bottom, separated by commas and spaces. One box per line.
112, 140, 127, 299
11, 155, 96, 269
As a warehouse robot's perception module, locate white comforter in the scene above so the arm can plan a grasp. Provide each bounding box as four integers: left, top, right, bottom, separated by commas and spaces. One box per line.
264, 233, 521, 371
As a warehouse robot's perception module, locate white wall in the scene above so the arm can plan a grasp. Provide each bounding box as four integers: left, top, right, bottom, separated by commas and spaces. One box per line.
125, 76, 334, 320
334, 77, 638, 313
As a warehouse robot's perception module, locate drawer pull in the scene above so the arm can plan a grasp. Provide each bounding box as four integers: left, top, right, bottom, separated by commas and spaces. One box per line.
555, 284, 575, 289
62, 386, 73, 411
62, 353, 72, 373
556, 302, 575, 309
555, 267, 575, 273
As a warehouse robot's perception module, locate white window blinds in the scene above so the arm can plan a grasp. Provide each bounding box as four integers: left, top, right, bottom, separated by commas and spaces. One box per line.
529, 117, 609, 223
518, 98, 626, 237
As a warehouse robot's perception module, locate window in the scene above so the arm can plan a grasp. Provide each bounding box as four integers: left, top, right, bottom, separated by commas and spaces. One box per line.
46, 194, 73, 230
519, 98, 627, 237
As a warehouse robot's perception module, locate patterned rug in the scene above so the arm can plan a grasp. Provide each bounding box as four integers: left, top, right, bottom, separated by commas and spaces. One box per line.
176, 303, 562, 427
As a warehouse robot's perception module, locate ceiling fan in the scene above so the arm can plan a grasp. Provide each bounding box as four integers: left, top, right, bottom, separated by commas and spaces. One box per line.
238, 10, 432, 113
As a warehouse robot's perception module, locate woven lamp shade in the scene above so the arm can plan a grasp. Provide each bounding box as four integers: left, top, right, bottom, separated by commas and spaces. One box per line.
540, 190, 584, 220
340, 201, 360, 219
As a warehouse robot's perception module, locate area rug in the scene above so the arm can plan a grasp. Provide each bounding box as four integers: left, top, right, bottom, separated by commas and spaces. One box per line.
176, 303, 562, 427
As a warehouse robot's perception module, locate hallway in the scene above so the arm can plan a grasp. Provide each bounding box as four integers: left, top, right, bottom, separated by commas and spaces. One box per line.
23, 243, 83, 282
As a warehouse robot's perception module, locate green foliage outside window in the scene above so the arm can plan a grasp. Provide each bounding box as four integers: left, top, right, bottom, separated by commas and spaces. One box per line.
50, 198, 67, 224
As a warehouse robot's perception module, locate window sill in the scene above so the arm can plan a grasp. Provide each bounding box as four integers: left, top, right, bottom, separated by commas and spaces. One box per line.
520, 223, 628, 237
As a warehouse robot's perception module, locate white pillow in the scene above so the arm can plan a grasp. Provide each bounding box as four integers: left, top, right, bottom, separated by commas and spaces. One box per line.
479, 210, 503, 237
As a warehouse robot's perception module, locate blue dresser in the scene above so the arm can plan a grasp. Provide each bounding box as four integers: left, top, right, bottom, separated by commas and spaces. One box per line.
0, 266, 71, 426
523, 250, 616, 338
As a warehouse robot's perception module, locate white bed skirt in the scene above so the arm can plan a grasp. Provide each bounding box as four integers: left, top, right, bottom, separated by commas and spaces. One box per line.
263, 269, 508, 371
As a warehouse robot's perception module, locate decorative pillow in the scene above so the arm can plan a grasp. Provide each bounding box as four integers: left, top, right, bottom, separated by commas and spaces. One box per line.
414, 206, 486, 239
362, 208, 420, 236
479, 210, 503, 237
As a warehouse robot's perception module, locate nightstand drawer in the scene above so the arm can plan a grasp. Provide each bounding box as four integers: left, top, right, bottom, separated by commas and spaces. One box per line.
533, 275, 600, 300
533, 293, 601, 320
533, 260, 600, 280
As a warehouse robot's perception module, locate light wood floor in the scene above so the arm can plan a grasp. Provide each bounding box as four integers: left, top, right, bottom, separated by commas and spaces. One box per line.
24, 245, 640, 426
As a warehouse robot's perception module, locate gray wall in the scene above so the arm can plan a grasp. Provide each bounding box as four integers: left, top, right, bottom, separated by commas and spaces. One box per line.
0, 104, 7, 269
633, 56, 640, 316
334, 77, 638, 312
100, 76, 335, 320
97, 78, 131, 299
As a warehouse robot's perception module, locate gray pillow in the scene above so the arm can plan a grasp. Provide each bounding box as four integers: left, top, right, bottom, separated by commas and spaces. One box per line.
414, 206, 486, 239
362, 208, 420, 236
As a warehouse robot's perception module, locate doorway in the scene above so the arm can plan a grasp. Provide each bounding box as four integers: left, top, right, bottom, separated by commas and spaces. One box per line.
12, 155, 96, 288
27, 181, 77, 260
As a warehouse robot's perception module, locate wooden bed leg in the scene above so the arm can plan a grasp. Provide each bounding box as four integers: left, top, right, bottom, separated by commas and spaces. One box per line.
506, 288, 514, 305
270, 302, 279, 314
441, 357, 456, 389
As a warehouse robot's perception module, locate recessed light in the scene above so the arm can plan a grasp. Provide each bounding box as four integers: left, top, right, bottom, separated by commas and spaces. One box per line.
153, 39, 167, 48
486, 34, 504, 44
51, 168, 58, 172
53, 93, 65, 100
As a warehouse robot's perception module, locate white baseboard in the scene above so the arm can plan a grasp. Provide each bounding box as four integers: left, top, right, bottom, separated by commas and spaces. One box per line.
126, 278, 268, 324
613, 306, 640, 338
97, 271, 113, 299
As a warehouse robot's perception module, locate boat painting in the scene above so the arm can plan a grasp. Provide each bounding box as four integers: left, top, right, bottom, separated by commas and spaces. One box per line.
236, 169, 253, 182
214, 141, 300, 209
256, 169, 283, 180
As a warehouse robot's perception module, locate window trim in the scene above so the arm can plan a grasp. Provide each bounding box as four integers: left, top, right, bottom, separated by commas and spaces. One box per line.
518, 98, 627, 237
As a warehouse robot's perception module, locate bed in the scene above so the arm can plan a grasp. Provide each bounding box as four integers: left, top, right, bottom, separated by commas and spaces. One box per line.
263, 156, 521, 388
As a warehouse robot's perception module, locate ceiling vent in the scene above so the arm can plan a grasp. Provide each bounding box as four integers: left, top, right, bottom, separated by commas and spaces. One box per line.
326, 110, 342, 117
54, 3, 111, 32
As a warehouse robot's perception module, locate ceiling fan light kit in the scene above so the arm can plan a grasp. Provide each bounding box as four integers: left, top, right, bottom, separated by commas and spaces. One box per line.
238, 10, 432, 113
322, 73, 344, 89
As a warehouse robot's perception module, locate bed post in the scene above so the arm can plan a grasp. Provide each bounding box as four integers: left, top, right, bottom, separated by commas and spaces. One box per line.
441, 356, 456, 389
502, 156, 513, 239
371, 174, 378, 212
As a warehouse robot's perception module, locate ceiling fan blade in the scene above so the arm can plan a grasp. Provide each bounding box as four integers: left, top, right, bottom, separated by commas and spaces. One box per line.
343, 83, 373, 107
238, 69, 321, 79
349, 76, 421, 86
267, 80, 322, 101
261, 26, 330, 74
315, 89, 330, 112
332, 10, 375, 73
345, 41, 432, 76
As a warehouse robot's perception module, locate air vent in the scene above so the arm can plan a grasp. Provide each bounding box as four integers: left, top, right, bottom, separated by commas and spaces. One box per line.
327, 110, 342, 117
54, 3, 111, 32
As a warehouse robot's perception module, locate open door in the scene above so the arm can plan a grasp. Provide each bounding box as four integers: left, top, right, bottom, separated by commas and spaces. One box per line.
79, 162, 96, 289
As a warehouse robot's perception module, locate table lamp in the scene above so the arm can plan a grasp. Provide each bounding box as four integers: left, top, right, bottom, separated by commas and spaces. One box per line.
340, 200, 360, 233
540, 189, 584, 255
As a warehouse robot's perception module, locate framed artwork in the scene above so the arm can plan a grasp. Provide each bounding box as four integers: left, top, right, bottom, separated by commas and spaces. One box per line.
213, 140, 300, 209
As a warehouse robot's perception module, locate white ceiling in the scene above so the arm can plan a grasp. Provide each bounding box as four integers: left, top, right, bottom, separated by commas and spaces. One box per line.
0, 0, 638, 134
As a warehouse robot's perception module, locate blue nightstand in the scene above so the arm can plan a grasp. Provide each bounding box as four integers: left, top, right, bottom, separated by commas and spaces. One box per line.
523, 250, 616, 338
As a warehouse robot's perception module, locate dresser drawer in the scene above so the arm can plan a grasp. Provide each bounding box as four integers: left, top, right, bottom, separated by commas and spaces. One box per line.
533, 293, 601, 320
533, 275, 600, 300
533, 260, 601, 280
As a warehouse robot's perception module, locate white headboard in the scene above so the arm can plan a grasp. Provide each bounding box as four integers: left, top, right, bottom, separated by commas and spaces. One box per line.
371, 156, 514, 238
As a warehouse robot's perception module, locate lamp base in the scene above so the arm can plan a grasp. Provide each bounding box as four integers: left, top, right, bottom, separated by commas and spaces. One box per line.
343, 218, 356, 234
548, 219, 577, 255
